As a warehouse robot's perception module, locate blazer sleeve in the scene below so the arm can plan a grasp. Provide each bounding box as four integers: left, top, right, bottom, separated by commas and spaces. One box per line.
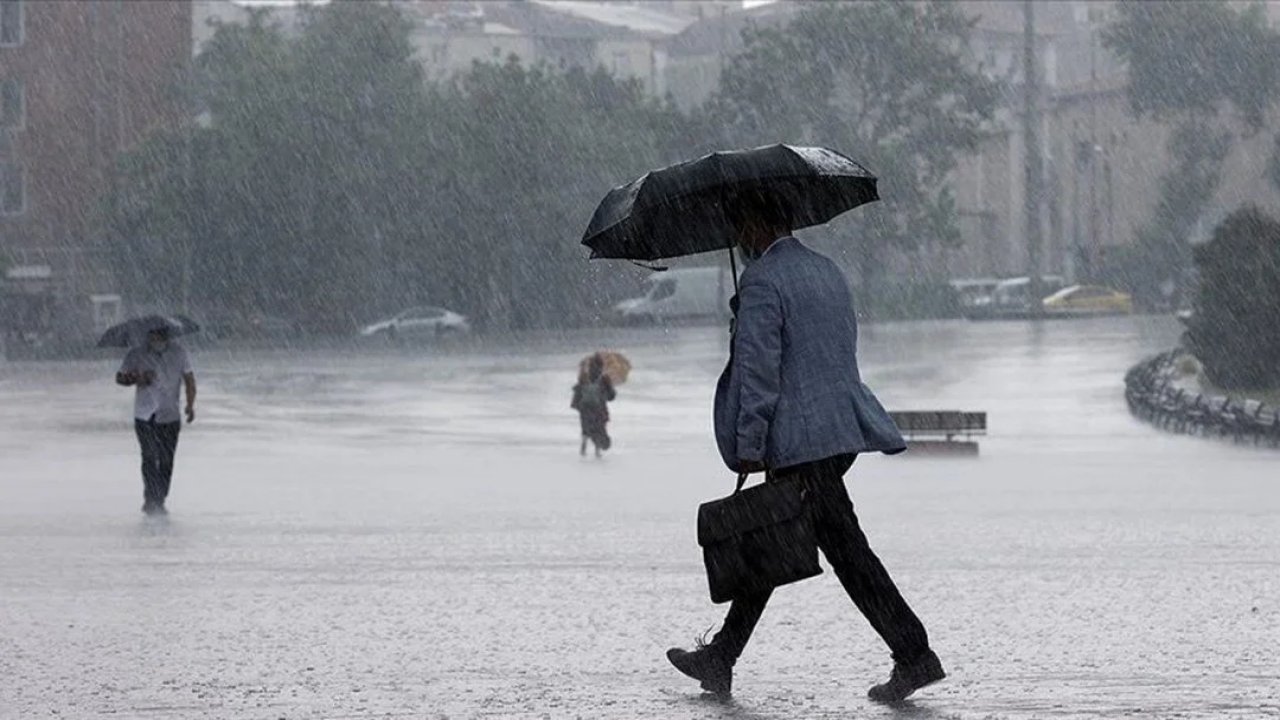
732, 276, 782, 463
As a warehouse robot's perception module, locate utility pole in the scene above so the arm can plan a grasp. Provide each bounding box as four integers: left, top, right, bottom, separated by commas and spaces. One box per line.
1022, 0, 1044, 316
182, 127, 193, 315
180, 42, 195, 317
718, 5, 728, 75
1087, 6, 1100, 283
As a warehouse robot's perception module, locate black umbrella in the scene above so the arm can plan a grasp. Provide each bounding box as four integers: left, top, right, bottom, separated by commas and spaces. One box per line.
582, 144, 879, 262
97, 314, 201, 348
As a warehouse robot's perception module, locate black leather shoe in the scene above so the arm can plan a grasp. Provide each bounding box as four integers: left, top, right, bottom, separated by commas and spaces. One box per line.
666, 646, 733, 696
867, 650, 945, 703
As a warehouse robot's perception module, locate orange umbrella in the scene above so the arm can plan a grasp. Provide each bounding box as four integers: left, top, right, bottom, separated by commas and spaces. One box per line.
580, 350, 631, 385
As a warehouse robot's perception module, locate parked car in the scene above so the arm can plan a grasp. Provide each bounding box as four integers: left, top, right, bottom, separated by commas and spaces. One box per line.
1042, 284, 1134, 316
949, 277, 1002, 314
962, 275, 1066, 320
992, 275, 1066, 309
613, 266, 735, 325
360, 306, 470, 341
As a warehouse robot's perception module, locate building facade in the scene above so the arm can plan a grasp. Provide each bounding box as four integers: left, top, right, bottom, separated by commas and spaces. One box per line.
945, 0, 1280, 290
0, 0, 191, 355
400, 0, 719, 98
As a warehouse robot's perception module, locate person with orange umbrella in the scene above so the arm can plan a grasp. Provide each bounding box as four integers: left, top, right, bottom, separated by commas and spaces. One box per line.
578, 350, 631, 386
571, 351, 626, 457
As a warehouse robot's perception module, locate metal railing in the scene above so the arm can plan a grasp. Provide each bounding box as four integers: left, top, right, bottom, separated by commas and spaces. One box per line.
1125, 349, 1280, 448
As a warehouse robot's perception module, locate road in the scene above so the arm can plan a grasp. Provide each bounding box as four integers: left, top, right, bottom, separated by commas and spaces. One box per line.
1, 316, 1276, 719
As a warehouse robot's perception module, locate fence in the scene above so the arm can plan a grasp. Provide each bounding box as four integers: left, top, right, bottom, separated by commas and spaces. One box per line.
1125, 349, 1280, 447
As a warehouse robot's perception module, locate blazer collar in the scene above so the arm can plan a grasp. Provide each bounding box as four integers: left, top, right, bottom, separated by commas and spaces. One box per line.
761, 235, 799, 258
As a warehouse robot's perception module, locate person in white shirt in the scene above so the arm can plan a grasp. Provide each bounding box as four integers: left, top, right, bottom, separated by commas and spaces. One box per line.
116, 327, 196, 515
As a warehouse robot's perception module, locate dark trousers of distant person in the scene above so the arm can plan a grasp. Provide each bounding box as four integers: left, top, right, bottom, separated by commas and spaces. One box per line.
135, 418, 181, 506
709, 454, 932, 665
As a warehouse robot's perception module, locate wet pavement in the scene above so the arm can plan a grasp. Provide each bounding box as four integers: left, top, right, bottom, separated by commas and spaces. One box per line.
1, 317, 1277, 719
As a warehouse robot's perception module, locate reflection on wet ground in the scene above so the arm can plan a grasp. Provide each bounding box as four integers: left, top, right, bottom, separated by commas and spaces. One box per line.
1, 317, 1276, 718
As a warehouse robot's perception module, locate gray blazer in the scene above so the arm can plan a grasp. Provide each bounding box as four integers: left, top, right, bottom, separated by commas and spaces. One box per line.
714, 237, 906, 471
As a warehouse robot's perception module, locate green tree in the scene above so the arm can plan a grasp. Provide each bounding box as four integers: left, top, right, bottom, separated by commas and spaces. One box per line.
1103, 1, 1280, 306
1269, 134, 1280, 194
1185, 206, 1280, 390
107, 4, 444, 332
426, 60, 688, 330
702, 0, 998, 281
103, 129, 206, 310
1103, 1, 1280, 131
104, 2, 693, 333
1129, 122, 1232, 308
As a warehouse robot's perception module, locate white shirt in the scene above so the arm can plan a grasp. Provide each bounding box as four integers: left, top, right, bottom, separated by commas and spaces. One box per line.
119, 342, 193, 423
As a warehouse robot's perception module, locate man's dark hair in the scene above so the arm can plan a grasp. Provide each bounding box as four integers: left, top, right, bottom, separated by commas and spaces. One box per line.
724, 190, 792, 231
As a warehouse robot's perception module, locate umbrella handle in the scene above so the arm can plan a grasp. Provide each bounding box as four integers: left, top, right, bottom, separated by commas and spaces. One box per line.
727, 246, 739, 296
726, 246, 741, 340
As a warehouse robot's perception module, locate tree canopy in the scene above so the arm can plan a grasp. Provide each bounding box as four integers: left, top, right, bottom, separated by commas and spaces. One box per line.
427, 60, 687, 330
1103, 1, 1280, 131
703, 0, 998, 277
1103, 2, 1280, 306
1185, 206, 1280, 390
105, 3, 683, 332
104, 0, 999, 332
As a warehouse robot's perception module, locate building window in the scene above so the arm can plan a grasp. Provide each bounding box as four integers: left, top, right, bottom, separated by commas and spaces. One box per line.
612, 51, 630, 76
1, 162, 25, 214
1, 78, 23, 129
0, 1, 23, 47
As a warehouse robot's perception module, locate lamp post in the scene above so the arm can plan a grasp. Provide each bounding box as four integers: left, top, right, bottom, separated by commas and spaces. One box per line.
1022, 0, 1044, 316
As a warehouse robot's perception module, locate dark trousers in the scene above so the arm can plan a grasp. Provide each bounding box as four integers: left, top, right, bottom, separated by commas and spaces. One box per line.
579, 411, 611, 451
711, 455, 931, 664
135, 419, 181, 505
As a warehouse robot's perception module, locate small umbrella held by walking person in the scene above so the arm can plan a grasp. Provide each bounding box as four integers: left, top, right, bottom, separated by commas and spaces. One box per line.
579, 350, 631, 386
97, 315, 200, 349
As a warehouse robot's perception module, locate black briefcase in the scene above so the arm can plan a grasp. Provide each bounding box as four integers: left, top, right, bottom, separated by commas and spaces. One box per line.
696, 473, 822, 604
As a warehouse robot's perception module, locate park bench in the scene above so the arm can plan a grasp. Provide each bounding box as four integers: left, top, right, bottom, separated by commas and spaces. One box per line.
1235, 400, 1280, 447
889, 410, 987, 456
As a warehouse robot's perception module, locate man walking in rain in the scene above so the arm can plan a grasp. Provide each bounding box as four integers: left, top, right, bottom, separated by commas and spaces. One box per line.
666, 193, 944, 702
116, 327, 196, 515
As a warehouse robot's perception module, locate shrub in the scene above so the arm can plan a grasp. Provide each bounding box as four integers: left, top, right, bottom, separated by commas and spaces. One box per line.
1184, 206, 1280, 389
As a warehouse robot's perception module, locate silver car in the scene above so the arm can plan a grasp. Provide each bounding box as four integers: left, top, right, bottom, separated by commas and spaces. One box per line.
359, 306, 470, 341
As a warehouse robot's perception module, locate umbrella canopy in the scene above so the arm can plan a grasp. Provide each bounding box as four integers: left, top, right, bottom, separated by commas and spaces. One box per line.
582, 144, 878, 262
97, 314, 201, 349
580, 350, 631, 386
